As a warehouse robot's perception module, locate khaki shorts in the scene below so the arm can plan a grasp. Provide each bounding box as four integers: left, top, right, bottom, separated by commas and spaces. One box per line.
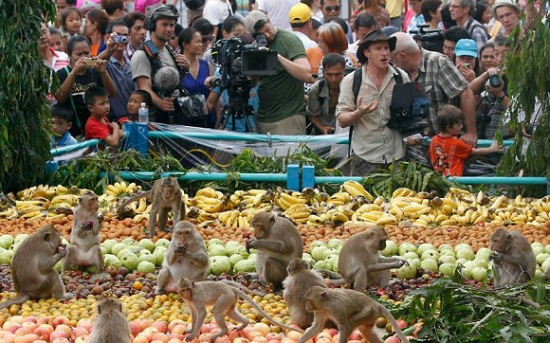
258, 115, 306, 135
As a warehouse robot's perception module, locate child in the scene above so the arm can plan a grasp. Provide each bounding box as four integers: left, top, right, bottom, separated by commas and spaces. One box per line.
84, 86, 124, 149
51, 104, 78, 148
118, 90, 152, 125
60, 6, 83, 36
430, 105, 500, 176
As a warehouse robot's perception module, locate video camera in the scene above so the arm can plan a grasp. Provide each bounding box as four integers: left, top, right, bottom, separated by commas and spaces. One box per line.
410, 24, 444, 53
211, 35, 278, 105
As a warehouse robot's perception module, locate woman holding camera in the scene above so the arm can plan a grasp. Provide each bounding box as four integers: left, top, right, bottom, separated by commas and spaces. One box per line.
179, 27, 216, 128
55, 34, 117, 137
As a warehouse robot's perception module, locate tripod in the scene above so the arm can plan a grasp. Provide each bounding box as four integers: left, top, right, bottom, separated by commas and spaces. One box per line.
215, 102, 259, 133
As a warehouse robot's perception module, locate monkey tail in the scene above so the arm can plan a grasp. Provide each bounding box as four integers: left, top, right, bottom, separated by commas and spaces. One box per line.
378, 305, 410, 343
232, 288, 304, 333
116, 192, 150, 214
0, 294, 31, 310
314, 269, 343, 280
220, 280, 267, 297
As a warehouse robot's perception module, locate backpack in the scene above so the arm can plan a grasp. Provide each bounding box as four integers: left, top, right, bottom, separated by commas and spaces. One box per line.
183, 0, 206, 10
346, 67, 401, 156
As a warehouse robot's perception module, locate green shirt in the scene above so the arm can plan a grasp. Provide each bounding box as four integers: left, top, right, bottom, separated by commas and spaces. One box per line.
257, 29, 307, 123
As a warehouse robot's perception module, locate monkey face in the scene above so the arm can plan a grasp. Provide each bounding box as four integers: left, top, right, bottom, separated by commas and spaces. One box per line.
40, 225, 65, 254
287, 258, 307, 274
490, 229, 509, 253
161, 184, 174, 199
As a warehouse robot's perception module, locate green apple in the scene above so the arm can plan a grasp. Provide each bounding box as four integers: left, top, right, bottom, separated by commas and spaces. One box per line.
381, 240, 398, 257
137, 239, 155, 252
417, 243, 435, 257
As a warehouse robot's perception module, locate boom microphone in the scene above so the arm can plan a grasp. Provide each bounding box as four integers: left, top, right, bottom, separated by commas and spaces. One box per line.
153, 66, 180, 95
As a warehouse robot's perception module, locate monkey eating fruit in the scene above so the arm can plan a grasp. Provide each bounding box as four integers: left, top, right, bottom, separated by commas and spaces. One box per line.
490, 228, 536, 286
0, 225, 72, 310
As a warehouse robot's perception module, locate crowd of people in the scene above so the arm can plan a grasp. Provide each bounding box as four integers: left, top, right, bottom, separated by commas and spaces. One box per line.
42, 0, 547, 177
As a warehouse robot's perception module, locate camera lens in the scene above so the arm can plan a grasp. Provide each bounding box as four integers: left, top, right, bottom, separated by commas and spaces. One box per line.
489, 74, 502, 88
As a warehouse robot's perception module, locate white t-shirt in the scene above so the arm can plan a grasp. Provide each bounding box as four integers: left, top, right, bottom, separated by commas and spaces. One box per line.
257, 0, 299, 31
203, 0, 233, 25
291, 31, 317, 50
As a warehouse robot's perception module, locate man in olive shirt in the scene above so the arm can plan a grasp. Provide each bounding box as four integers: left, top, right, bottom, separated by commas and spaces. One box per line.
244, 11, 313, 135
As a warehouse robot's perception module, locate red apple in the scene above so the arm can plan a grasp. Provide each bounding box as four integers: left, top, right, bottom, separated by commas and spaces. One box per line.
168, 319, 186, 332
36, 317, 53, 326
33, 324, 54, 341
71, 327, 89, 340
348, 330, 362, 340
52, 316, 70, 328
265, 333, 281, 341
133, 335, 149, 343
151, 332, 170, 342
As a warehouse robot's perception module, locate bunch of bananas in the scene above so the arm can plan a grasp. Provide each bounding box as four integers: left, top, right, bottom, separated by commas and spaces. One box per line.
283, 203, 311, 224
340, 180, 374, 201
194, 187, 229, 213
217, 209, 253, 229
105, 182, 139, 198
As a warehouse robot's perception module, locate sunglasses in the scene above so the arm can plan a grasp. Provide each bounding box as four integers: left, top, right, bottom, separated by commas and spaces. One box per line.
325, 5, 341, 12
202, 35, 214, 43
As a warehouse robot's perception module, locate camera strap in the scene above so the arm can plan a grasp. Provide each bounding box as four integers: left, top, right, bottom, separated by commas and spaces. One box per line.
63, 66, 83, 130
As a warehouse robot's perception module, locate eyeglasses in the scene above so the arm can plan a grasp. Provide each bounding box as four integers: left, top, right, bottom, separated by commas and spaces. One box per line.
202, 36, 214, 43
325, 5, 341, 12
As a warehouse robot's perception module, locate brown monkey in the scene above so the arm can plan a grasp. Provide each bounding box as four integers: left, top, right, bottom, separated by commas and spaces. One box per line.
117, 177, 186, 237
338, 226, 407, 291
298, 286, 410, 343
157, 221, 210, 293
88, 297, 131, 343
283, 258, 328, 329
247, 212, 303, 288
63, 191, 104, 273
0, 225, 72, 310
177, 277, 303, 342
490, 228, 536, 287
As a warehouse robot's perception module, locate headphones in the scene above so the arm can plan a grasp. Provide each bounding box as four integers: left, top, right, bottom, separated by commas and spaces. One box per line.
143, 6, 179, 32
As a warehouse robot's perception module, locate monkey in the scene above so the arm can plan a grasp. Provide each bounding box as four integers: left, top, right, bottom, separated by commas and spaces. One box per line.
88, 297, 131, 343
246, 212, 303, 289
283, 258, 329, 329
177, 277, 303, 342
117, 177, 186, 237
157, 221, 210, 293
338, 226, 407, 291
62, 190, 104, 273
298, 285, 410, 343
490, 228, 536, 287
0, 224, 72, 310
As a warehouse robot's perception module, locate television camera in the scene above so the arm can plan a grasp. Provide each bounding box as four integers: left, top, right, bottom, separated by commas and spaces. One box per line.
410, 24, 444, 53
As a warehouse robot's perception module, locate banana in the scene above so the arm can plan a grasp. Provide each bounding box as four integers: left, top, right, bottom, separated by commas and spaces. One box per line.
329, 192, 352, 204
307, 214, 326, 225
55, 185, 70, 195
20, 210, 44, 219
201, 200, 225, 213
285, 203, 310, 216
388, 205, 404, 219
376, 215, 397, 226
280, 192, 308, 205
449, 187, 470, 195
136, 197, 148, 213
392, 187, 414, 198
341, 180, 374, 201
126, 182, 138, 195
198, 211, 217, 222
291, 211, 311, 220
274, 196, 293, 211
414, 219, 429, 226
440, 219, 457, 226
490, 195, 508, 210
330, 211, 349, 225
107, 185, 120, 197
196, 187, 221, 199
133, 214, 149, 222
226, 211, 240, 227
373, 196, 386, 207
442, 198, 458, 210
435, 214, 449, 224
343, 221, 377, 229
356, 204, 383, 213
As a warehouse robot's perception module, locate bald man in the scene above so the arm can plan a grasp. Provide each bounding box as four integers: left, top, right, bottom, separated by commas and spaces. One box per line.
390, 32, 477, 148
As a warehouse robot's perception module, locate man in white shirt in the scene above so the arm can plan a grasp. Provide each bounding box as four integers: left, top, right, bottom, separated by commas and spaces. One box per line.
203, 0, 233, 37
257, 0, 299, 31
289, 3, 317, 49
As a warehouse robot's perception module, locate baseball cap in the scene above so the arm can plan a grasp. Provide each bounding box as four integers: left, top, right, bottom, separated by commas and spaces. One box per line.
454, 39, 478, 57
492, 0, 521, 19
245, 10, 269, 35
150, 6, 180, 21
289, 3, 312, 24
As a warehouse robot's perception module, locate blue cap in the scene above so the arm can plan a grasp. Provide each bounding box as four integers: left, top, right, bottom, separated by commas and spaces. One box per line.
455, 39, 478, 58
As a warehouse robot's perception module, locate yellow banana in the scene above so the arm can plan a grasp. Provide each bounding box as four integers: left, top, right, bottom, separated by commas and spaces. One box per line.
341, 181, 374, 201
331, 211, 349, 225
280, 192, 308, 205
196, 187, 220, 199
373, 196, 386, 207
376, 215, 397, 226
414, 219, 429, 226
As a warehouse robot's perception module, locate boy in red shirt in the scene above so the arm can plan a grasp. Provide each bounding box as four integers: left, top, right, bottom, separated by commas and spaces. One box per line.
84, 86, 124, 149
430, 105, 500, 176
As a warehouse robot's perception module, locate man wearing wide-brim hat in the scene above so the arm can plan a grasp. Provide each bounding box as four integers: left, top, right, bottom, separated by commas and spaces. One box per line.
336, 30, 410, 176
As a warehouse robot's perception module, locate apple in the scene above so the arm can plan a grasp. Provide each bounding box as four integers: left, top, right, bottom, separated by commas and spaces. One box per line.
536, 253, 549, 264
439, 263, 456, 277
455, 243, 472, 251
0, 234, 14, 249
309, 241, 326, 250
421, 250, 439, 261
311, 246, 328, 261
476, 248, 492, 260
399, 243, 417, 256
408, 258, 421, 269
321, 248, 338, 260
71, 327, 89, 340
456, 249, 475, 261
381, 240, 399, 257
206, 238, 224, 248
417, 243, 436, 257
402, 252, 419, 260
420, 259, 438, 272
138, 238, 156, 252
0, 249, 14, 264
14, 234, 30, 245
152, 321, 168, 334
438, 255, 456, 264
396, 264, 417, 279
471, 267, 488, 281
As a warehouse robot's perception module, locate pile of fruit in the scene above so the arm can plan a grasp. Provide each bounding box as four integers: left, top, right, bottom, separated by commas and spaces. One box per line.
2, 182, 550, 229
0, 182, 548, 342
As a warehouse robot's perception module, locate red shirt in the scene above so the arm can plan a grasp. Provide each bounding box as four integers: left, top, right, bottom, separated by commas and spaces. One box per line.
85, 116, 112, 141
429, 134, 473, 176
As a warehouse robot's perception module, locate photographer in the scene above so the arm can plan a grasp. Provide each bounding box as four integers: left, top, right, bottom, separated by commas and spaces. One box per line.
244, 11, 313, 135
131, 6, 189, 123
55, 34, 117, 137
